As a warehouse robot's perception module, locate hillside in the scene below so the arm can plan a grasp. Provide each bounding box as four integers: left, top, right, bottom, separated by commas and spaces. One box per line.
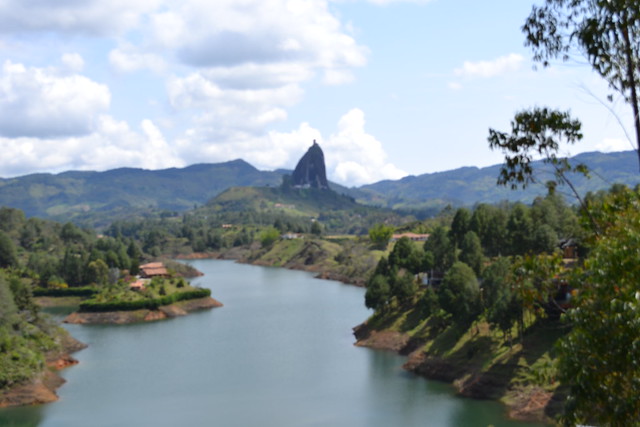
0, 150, 637, 227
198, 186, 409, 235
0, 160, 283, 227
358, 150, 640, 214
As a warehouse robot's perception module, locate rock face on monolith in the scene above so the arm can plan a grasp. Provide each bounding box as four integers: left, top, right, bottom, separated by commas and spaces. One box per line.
291, 140, 329, 190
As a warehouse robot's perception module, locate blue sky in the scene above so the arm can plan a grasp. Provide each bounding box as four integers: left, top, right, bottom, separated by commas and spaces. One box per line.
0, 0, 634, 186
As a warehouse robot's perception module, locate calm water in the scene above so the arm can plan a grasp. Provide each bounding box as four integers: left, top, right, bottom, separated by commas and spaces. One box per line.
0, 260, 546, 427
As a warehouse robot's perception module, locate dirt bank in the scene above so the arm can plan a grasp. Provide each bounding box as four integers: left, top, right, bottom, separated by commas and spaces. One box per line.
0, 332, 86, 408
353, 322, 556, 424
63, 296, 223, 325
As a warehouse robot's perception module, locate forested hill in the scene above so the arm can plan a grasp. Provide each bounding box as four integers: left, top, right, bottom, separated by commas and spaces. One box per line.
0, 160, 284, 226
0, 150, 637, 227
357, 150, 640, 214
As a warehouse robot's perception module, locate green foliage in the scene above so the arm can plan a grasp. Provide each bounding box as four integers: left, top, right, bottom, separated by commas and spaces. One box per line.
85, 259, 109, 286
482, 257, 520, 342
0, 271, 58, 389
470, 203, 507, 257
417, 287, 439, 318
259, 227, 280, 248
79, 287, 211, 312
368, 223, 394, 249
388, 237, 423, 274
424, 226, 456, 272
438, 261, 480, 322
390, 271, 418, 302
310, 220, 323, 236
0, 230, 18, 268
365, 274, 391, 311
33, 286, 97, 297
558, 186, 640, 425
449, 207, 471, 248
488, 107, 587, 195
459, 231, 483, 275
506, 203, 534, 255
523, 0, 640, 168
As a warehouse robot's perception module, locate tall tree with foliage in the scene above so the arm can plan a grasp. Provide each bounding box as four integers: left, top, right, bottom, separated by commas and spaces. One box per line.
364, 274, 391, 312
488, 107, 598, 231
438, 261, 480, 322
368, 223, 394, 250
558, 186, 640, 425
424, 226, 456, 272
449, 207, 471, 248
523, 0, 640, 169
0, 231, 18, 268
459, 231, 483, 275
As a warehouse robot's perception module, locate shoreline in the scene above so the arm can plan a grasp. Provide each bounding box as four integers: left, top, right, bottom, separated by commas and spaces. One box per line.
0, 331, 86, 409
63, 296, 223, 325
353, 322, 558, 424
177, 250, 367, 287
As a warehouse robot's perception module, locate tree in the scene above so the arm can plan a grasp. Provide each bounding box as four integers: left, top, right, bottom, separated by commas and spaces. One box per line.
389, 270, 418, 302
558, 186, 640, 425
368, 223, 394, 249
449, 208, 471, 248
424, 226, 456, 272
259, 227, 280, 248
531, 224, 558, 254
459, 231, 484, 275
482, 257, 520, 345
506, 204, 534, 255
523, 0, 640, 170
310, 221, 323, 236
389, 237, 423, 274
365, 274, 391, 311
0, 231, 18, 268
488, 108, 589, 205
438, 261, 480, 322
85, 259, 109, 286
471, 203, 508, 257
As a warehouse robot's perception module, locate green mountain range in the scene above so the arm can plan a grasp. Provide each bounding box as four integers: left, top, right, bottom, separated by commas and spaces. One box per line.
357, 150, 640, 216
0, 160, 283, 226
0, 150, 638, 227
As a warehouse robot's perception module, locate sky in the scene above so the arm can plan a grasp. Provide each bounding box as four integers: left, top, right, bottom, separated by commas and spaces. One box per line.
0, 0, 635, 187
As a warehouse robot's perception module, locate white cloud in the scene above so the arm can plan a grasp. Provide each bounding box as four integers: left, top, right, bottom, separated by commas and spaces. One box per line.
324, 109, 407, 186
169, 109, 405, 187
454, 53, 524, 78
145, 0, 367, 74
0, 116, 182, 177
596, 137, 634, 153
323, 69, 355, 85
61, 53, 85, 73
167, 71, 300, 138
109, 44, 166, 73
0, 0, 160, 36
448, 81, 463, 91
0, 61, 110, 138
0, 0, 379, 183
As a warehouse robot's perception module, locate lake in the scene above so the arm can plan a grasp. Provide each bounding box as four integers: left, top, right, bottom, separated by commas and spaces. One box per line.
0, 260, 546, 427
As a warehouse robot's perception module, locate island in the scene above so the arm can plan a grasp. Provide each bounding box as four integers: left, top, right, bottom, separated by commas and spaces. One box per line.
62, 262, 223, 325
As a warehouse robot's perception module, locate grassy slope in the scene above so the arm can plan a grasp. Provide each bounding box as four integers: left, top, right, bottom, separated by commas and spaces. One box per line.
244, 236, 386, 286
360, 299, 567, 423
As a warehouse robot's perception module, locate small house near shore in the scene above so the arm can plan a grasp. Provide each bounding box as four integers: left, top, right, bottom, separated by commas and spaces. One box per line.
139, 262, 169, 278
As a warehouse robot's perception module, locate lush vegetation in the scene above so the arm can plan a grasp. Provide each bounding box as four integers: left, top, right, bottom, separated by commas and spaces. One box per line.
0, 150, 637, 228
0, 206, 209, 392
0, 270, 62, 389
104, 185, 410, 258
78, 278, 211, 312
